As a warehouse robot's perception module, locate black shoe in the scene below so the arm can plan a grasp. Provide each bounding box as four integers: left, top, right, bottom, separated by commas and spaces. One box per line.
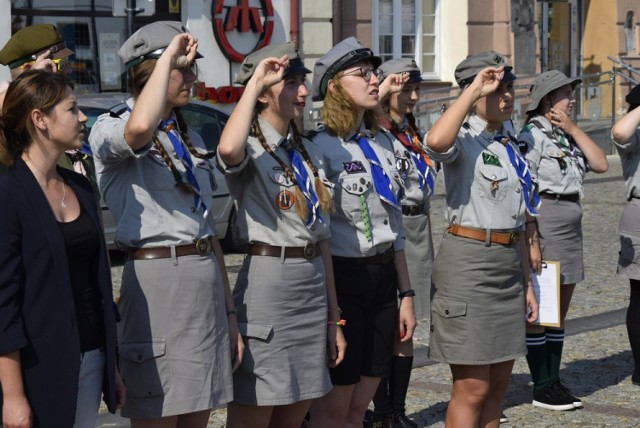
363, 410, 393, 428
556, 381, 583, 408
532, 382, 575, 411
392, 412, 418, 428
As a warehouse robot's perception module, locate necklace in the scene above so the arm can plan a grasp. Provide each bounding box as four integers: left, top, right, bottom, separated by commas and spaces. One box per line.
60, 181, 67, 208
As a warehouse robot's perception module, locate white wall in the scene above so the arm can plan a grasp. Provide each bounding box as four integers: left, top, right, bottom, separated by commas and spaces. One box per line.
439, 0, 468, 84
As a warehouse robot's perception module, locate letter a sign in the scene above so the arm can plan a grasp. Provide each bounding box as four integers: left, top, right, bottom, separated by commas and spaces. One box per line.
212, 0, 275, 63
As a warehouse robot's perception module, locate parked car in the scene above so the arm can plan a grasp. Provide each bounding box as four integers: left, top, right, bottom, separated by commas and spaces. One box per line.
78, 94, 244, 252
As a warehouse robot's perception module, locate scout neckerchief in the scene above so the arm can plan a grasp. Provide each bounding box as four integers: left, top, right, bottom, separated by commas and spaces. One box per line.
353, 132, 401, 209
529, 117, 585, 161
280, 138, 322, 228
494, 133, 540, 216
159, 118, 207, 215
390, 122, 435, 194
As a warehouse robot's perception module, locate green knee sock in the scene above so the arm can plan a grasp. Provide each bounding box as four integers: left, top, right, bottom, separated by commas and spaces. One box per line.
526, 332, 551, 393
546, 328, 565, 384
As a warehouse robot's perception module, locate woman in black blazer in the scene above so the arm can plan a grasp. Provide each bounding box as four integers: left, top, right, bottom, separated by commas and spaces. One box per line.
0, 70, 125, 427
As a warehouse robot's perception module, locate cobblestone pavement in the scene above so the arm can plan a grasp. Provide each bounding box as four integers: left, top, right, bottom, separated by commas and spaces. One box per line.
99, 156, 639, 427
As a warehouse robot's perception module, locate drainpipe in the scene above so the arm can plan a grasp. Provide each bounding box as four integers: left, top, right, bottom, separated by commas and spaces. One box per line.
290, 0, 299, 47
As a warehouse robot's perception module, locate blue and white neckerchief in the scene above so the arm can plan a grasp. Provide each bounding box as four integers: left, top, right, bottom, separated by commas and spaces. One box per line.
353, 132, 400, 209
281, 138, 323, 228
159, 118, 207, 215
495, 134, 540, 216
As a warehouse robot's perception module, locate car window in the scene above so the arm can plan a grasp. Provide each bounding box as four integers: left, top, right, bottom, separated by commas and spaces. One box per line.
181, 105, 228, 152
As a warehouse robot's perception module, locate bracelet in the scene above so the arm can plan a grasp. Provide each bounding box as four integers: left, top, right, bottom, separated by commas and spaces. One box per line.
398, 289, 416, 299
328, 319, 346, 326
226, 307, 238, 316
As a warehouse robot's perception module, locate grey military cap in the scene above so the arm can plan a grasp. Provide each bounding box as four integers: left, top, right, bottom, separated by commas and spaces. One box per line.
378, 58, 423, 83
454, 50, 516, 88
234, 42, 311, 86
118, 21, 203, 69
311, 37, 382, 101
526, 70, 582, 113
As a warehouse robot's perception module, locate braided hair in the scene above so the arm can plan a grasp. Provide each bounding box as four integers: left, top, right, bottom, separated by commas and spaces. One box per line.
251, 110, 334, 221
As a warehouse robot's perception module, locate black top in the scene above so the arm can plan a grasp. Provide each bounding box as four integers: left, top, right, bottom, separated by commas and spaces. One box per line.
58, 204, 105, 352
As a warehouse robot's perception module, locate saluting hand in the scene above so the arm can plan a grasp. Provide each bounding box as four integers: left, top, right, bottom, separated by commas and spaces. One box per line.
31, 49, 58, 73
165, 32, 199, 69
469, 66, 505, 99
252, 55, 290, 93
378, 72, 410, 102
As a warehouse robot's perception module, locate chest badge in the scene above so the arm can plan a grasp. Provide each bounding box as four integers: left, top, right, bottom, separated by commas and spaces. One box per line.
343, 160, 366, 174
276, 190, 295, 211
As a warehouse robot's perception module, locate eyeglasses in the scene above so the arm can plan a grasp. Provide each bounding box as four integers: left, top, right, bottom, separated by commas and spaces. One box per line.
341, 67, 378, 82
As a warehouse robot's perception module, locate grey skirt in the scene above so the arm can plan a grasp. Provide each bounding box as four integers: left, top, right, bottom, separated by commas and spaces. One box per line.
403, 211, 434, 321
231, 254, 332, 406
429, 233, 526, 365
118, 254, 233, 418
538, 199, 584, 284
618, 198, 640, 280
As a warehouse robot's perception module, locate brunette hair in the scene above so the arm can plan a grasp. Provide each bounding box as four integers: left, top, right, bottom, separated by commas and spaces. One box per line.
251, 109, 334, 219
322, 77, 380, 139
128, 58, 212, 190
0, 70, 73, 167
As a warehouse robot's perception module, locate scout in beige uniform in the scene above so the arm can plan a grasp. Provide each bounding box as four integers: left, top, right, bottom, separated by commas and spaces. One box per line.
89, 22, 241, 427
216, 43, 344, 428
425, 51, 539, 428
519, 70, 608, 411
612, 84, 640, 387
306, 37, 416, 428
369, 58, 437, 428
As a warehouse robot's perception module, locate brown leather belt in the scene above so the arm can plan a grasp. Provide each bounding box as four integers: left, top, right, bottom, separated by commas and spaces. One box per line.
333, 247, 395, 265
249, 243, 321, 260
540, 192, 580, 203
447, 224, 520, 246
402, 204, 425, 216
128, 237, 213, 260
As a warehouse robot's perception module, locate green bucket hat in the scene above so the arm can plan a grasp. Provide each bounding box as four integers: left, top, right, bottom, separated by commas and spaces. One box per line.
526, 70, 582, 113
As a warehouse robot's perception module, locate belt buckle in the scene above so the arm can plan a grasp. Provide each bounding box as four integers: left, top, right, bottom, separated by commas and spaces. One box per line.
509, 232, 519, 246
302, 243, 316, 260
410, 206, 418, 215
194, 237, 212, 257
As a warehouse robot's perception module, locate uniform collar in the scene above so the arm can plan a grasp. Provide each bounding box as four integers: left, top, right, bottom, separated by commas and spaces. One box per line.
257, 115, 292, 150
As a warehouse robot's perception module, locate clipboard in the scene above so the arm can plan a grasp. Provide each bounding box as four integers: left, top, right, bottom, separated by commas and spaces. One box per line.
531, 260, 561, 327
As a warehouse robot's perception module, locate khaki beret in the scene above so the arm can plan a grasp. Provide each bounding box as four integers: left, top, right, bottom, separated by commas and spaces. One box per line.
0, 24, 73, 69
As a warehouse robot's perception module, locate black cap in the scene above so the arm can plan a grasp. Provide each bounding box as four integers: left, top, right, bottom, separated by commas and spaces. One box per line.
626, 84, 640, 106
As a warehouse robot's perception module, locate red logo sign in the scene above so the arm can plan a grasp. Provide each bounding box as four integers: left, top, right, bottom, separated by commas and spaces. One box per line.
212, 0, 275, 63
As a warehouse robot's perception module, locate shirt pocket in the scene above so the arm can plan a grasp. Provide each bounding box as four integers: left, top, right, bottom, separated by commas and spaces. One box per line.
142, 152, 178, 191
477, 164, 508, 201
338, 174, 373, 224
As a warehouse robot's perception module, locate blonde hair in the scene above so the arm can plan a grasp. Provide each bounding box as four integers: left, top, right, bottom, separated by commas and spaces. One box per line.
322, 78, 380, 139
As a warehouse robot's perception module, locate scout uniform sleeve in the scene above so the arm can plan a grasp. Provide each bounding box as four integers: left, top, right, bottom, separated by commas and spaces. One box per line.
520, 126, 541, 179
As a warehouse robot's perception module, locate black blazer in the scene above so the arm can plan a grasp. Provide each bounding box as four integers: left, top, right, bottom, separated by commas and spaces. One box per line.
0, 157, 118, 427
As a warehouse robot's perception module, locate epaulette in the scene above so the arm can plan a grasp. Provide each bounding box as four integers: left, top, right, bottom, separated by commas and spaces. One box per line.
109, 103, 129, 118
304, 124, 325, 139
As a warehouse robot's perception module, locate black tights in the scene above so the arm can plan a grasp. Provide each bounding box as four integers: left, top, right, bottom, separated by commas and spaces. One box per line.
628, 279, 640, 383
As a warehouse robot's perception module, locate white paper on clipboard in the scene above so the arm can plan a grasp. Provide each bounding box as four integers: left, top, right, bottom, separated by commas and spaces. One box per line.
531, 260, 561, 327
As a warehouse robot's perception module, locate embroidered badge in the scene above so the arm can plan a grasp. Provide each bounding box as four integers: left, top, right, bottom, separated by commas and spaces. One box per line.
343, 161, 366, 174
276, 190, 295, 210
395, 156, 411, 178
482, 152, 502, 167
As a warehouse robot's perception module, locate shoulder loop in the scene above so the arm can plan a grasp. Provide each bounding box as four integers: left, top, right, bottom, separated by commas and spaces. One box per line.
304, 124, 325, 140
109, 103, 129, 119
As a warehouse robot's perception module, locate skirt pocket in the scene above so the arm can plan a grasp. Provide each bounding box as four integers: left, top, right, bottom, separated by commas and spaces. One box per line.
431, 297, 468, 346
119, 338, 168, 398
237, 323, 274, 377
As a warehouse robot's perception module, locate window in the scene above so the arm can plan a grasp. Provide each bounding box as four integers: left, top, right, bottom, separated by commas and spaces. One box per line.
373, 0, 439, 79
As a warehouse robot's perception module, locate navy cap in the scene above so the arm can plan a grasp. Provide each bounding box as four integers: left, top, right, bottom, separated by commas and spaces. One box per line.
234, 42, 311, 85
378, 58, 423, 83
626, 84, 640, 106
311, 37, 382, 101
454, 51, 516, 87
118, 21, 203, 69
526, 70, 582, 113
